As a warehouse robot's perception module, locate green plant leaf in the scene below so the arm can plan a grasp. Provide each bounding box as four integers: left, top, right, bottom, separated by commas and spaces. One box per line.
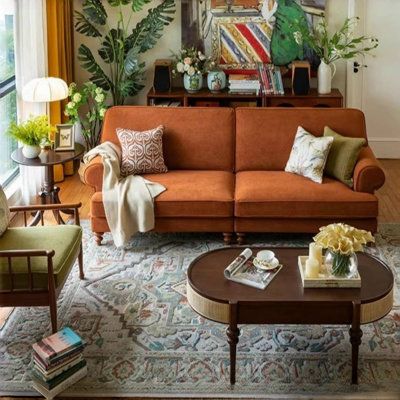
126, 0, 175, 53
78, 44, 113, 91
98, 29, 124, 63
119, 72, 145, 97
107, 0, 130, 6
83, 0, 107, 26
74, 11, 102, 37
124, 47, 142, 75
131, 0, 152, 12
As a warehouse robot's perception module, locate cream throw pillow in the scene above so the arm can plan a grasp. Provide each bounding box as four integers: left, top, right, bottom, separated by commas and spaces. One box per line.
117, 125, 168, 176
285, 126, 333, 184
0, 185, 10, 236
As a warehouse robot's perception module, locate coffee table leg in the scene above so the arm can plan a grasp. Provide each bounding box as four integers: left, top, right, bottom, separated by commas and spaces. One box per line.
349, 300, 362, 384
227, 301, 239, 385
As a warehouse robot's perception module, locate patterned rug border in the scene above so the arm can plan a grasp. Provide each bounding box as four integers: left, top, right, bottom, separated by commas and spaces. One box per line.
1, 223, 400, 398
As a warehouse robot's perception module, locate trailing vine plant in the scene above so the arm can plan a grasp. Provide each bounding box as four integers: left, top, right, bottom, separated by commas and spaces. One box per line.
75, 0, 176, 105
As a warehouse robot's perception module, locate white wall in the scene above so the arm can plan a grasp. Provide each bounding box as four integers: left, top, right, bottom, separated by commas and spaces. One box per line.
73, 0, 181, 105
73, 0, 348, 105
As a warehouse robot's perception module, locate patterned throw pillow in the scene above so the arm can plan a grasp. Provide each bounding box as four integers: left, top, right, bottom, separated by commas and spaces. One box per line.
285, 126, 334, 184
117, 125, 168, 176
0, 185, 10, 236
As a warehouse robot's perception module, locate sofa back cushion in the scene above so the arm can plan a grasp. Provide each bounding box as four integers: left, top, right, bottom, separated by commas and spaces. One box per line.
102, 106, 235, 171
235, 108, 368, 172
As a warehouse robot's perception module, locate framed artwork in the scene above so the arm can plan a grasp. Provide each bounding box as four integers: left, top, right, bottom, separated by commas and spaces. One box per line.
182, 0, 326, 70
55, 124, 75, 151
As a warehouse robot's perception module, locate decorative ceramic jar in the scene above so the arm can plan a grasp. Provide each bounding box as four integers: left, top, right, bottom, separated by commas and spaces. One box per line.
207, 70, 226, 93
183, 73, 203, 93
324, 250, 358, 279
317, 60, 336, 94
22, 144, 41, 159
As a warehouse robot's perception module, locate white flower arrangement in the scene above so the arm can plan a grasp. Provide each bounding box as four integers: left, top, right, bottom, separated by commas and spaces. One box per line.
172, 46, 210, 76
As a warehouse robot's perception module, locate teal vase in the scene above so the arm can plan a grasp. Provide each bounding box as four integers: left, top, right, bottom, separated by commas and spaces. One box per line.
207, 70, 226, 93
183, 73, 203, 93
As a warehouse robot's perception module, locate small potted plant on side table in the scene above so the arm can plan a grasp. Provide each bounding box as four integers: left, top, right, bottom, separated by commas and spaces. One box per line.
7, 115, 53, 159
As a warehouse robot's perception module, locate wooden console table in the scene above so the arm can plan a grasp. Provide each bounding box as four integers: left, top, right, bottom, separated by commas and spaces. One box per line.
147, 88, 343, 108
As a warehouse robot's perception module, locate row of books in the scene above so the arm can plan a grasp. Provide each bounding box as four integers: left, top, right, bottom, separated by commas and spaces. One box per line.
228, 74, 261, 95
256, 63, 285, 95
32, 327, 87, 399
149, 99, 181, 107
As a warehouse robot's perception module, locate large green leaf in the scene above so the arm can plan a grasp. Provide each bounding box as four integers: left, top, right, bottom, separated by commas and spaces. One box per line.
74, 11, 102, 37
124, 47, 142, 76
78, 44, 112, 91
126, 0, 175, 53
82, 0, 107, 26
119, 71, 145, 98
98, 29, 124, 64
107, 0, 130, 6
131, 0, 152, 12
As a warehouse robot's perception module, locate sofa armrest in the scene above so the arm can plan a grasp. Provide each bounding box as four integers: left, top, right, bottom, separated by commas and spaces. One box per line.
81, 156, 104, 192
353, 146, 385, 194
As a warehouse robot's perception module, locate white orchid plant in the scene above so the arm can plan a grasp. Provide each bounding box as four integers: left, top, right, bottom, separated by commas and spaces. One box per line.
65, 82, 108, 150
172, 46, 210, 76
293, 17, 379, 64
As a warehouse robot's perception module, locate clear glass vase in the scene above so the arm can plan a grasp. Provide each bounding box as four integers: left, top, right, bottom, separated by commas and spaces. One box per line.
324, 250, 358, 279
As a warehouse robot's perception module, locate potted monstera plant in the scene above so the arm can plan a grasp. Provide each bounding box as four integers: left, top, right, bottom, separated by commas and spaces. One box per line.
75, 0, 176, 105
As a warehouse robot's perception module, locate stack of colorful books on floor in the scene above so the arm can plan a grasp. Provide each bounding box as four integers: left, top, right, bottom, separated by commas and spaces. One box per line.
31, 327, 87, 399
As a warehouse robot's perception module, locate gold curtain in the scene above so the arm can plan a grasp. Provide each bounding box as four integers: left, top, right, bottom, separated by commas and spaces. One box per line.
46, 0, 74, 126
46, 0, 75, 179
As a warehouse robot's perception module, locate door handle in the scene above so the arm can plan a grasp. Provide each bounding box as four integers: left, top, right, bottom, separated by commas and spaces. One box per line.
353, 61, 368, 73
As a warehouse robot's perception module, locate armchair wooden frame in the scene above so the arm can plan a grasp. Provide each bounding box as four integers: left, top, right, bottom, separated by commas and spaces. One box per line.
0, 203, 84, 333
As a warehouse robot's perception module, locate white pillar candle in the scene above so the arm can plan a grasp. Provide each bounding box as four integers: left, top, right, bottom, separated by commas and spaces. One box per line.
309, 243, 323, 266
305, 257, 320, 278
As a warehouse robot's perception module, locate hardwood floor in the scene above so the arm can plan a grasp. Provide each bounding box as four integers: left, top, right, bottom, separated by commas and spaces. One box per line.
1, 159, 399, 400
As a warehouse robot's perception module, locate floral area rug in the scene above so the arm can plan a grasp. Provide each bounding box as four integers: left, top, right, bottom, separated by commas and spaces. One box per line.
1, 222, 400, 398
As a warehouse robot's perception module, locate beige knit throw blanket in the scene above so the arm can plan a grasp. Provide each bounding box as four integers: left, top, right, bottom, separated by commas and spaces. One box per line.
83, 142, 166, 247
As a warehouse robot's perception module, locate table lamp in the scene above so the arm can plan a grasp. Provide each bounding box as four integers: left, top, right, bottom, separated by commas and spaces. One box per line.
22, 77, 69, 180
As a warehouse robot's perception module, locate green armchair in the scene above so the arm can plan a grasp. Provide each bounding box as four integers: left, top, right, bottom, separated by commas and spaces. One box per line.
0, 203, 84, 333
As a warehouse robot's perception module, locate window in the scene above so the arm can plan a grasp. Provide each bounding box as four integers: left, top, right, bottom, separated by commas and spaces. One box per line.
0, 1, 17, 187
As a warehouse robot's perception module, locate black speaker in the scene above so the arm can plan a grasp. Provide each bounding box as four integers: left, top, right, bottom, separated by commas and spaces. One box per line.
153, 59, 172, 92
292, 61, 310, 95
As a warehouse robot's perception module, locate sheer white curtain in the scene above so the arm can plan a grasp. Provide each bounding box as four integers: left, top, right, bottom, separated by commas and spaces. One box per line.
14, 0, 48, 204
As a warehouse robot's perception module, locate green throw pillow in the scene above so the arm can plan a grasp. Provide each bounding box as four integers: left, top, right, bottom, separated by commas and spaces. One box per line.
323, 126, 366, 187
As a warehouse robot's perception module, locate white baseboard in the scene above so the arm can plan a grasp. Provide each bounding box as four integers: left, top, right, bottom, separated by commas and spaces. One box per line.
368, 138, 400, 159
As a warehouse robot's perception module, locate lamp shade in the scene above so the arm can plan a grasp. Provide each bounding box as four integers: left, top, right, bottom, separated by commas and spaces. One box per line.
22, 77, 69, 103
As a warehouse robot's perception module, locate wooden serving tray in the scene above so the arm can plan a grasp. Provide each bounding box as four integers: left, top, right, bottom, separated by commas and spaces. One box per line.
298, 256, 361, 288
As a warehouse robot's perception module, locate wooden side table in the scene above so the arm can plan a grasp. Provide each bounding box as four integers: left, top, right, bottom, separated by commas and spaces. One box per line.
11, 144, 85, 225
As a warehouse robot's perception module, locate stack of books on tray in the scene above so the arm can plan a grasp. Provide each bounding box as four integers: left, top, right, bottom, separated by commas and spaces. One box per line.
228, 74, 261, 95
256, 63, 285, 95
31, 327, 87, 399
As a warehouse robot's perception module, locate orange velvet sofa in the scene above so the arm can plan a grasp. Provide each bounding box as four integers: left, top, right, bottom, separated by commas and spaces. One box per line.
82, 106, 385, 245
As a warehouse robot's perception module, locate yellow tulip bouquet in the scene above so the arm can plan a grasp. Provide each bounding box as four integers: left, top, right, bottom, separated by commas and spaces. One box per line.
313, 223, 374, 277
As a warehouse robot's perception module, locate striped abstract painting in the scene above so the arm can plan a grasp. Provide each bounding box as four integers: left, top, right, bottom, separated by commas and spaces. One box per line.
218, 21, 273, 65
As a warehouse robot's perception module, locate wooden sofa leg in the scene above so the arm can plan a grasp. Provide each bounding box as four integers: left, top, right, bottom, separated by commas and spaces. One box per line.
237, 233, 246, 245
94, 232, 104, 246
223, 233, 233, 245
78, 244, 84, 280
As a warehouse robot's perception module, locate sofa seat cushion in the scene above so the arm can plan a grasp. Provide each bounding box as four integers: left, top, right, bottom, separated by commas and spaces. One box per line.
235, 171, 378, 218
91, 170, 235, 218
0, 225, 82, 291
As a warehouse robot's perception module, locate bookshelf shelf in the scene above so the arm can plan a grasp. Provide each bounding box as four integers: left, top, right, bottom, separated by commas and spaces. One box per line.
147, 88, 343, 108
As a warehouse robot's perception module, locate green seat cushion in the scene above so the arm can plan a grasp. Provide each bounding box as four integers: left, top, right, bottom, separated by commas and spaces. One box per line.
324, 126, 366, 187
0, 225, 82, 291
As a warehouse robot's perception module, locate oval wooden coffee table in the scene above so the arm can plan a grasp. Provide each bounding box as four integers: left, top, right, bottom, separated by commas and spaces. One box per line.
187, 247, 394, 385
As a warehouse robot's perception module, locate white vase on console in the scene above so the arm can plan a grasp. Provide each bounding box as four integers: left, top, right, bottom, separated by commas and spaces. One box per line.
318, 60, 336, 94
